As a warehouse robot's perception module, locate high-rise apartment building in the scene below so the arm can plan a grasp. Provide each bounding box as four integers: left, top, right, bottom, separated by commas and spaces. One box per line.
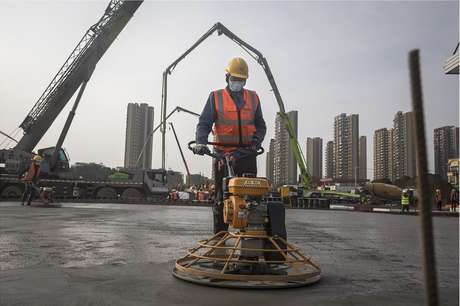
306, 137, 323, 179
124, 103, 154, 169
392, 111, 416, 180
359, 136, 367, 180
388, 128, 395, 181
373, 128, 391, 180
273, 111, 298, 187
325, 141, 335, 178
333, 113, 359, 180
265, 139, 275, 184
434, 126, 460, 179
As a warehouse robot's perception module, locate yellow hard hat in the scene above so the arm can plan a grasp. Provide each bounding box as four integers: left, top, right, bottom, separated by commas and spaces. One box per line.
225, 57, 249, 79
33, 155, 42, 161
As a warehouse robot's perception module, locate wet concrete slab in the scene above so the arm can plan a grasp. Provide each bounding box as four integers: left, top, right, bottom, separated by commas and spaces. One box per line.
0, 202, 458, 306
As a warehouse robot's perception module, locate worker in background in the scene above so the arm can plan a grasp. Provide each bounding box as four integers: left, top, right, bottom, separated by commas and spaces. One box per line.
401, 190, 410, 213
435, 189, 443, 211
450, 188, 458, 212
21, 155, 42, 206
193, 57, 266, 234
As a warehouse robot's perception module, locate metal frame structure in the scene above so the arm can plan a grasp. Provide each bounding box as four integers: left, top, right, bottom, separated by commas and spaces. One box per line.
160, 22, 311, 188
169, 122, 192, 185
135, 106, 200, 167
173, 230, 321, 288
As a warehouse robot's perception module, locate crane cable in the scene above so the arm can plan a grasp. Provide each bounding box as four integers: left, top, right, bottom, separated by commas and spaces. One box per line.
0, 127, 20, 149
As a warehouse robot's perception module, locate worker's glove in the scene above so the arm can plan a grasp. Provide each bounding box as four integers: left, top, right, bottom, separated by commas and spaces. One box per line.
192, 144, 210, 155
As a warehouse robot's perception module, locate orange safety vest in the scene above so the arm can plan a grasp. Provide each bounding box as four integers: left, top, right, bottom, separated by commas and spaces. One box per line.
212, 88, 259, 152
24, 163, 40, 182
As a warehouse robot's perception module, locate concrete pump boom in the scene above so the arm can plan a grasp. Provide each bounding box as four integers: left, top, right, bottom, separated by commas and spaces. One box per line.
160, 22, 311, 189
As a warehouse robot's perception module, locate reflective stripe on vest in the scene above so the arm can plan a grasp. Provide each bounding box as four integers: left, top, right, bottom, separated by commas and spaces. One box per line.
401, 195, 409, 205
213, 89, 258, 152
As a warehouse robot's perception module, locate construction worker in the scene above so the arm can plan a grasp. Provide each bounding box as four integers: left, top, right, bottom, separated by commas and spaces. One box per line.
450, 188, 458, 212
21, 155, 42, 205
193, 57, 266, 234
435, 189, 443, 211
401, 190, 410, 213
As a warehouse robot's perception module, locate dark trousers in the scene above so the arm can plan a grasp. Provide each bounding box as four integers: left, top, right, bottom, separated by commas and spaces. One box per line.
21, 181, 37, 205
213, 154, 257, 234
437, 201, 442, 211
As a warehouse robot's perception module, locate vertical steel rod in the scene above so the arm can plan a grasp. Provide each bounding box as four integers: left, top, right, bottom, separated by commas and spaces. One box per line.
409, 49, 439, 306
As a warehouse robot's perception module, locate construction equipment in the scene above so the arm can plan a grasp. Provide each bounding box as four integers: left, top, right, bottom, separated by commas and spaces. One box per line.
5, 0, 143, 167
0, 0, 169, 201
169, 122, 191, 186
173, 141, 321, 288
135, 106, 200, 168
443, 42, 459, 74
360, 182, 403, 204
159, 22, 310, 190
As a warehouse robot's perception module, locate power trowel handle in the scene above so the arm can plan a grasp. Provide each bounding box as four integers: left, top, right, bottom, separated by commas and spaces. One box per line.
188, 141, 264, 159
188, 141, 219, 159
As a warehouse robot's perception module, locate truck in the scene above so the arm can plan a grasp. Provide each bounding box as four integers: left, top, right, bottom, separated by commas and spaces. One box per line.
0, 0, 169, 201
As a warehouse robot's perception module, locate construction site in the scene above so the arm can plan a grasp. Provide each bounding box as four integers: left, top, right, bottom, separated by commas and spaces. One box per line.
0, 1, 458, 305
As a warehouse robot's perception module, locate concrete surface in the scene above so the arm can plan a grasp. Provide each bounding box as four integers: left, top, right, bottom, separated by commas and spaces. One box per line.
0, 202, 458, 306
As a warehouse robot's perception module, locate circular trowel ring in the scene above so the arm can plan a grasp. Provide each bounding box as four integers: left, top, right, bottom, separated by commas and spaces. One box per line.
172, 267, 321, 289
29, 202, 62, 208
172, 231, 321, 289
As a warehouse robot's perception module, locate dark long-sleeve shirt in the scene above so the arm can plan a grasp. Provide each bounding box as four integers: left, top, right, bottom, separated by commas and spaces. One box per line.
195, 87, 266, 145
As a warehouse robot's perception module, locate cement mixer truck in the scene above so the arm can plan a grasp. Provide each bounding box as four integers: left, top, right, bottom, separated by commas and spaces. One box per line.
360, 182, 403, 205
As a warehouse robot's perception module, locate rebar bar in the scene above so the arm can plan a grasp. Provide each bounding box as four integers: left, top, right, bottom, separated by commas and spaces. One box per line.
409, 49, 439, 306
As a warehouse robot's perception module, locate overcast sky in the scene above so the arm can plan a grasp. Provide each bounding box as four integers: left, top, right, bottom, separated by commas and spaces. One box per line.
0, 1, 458, 179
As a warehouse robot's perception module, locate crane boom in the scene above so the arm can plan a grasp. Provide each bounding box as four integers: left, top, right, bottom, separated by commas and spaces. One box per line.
15, 0, 143, 152
160, 22, 311, 189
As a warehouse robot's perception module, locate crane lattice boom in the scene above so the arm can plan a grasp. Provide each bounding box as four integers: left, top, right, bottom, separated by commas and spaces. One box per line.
16, 0, 142, 152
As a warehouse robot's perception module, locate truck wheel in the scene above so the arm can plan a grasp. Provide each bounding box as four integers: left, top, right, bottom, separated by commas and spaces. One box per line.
1, 185, 23, 199
96, 187, 117, 199
121, 188, 143, 200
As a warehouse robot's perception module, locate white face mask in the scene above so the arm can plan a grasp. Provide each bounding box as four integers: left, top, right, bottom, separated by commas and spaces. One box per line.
229, 80, 245, 92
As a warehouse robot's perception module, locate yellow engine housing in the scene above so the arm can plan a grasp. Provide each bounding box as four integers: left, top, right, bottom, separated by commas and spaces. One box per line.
223, 177, 269, 229
228, 177, 269, 196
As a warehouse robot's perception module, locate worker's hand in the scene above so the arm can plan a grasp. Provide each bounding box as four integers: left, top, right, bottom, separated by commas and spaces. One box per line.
192, 144, 210, 155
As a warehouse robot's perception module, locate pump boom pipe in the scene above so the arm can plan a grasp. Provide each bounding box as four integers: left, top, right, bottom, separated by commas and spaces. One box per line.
159, 22, 310, 188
